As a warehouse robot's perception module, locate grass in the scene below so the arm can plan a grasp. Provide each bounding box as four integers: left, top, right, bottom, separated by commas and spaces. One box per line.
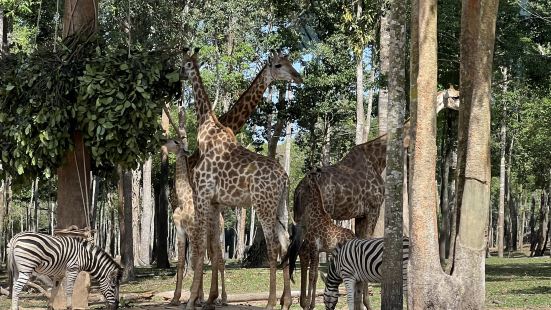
0, 253, 549, 309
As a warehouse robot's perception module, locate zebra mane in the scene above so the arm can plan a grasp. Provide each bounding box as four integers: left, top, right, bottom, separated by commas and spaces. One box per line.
81, 239, 122, 270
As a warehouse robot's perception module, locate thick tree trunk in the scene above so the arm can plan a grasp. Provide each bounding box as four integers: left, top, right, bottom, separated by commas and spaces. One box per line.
381, 0, 406, 305
54, 1, 99, 305
249, 208, 256, 246
497, 108, 506, 257
119, 168, 136, 282
140, 158, 153, 265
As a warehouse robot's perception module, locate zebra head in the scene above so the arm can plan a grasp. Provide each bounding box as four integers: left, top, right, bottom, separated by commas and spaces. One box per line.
99, 267, 123, 309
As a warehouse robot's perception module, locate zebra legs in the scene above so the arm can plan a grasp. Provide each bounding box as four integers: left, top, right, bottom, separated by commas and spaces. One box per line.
63, 270, 79, 309
342, 278, 357, 310
10, 272, 31, 310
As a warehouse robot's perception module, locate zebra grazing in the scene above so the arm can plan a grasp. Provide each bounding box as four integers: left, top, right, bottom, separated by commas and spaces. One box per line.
323, 237, 409, 310
7, 232, 123, 310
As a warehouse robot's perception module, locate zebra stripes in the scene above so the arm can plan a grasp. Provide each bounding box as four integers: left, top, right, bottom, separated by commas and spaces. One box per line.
7, 232, 123, 310
323, 237, 409, 310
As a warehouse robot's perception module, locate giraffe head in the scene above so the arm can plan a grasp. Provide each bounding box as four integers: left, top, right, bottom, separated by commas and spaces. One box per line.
266, 50, 303, 84
436, 84, 460, 112
180, 48, 201, 81
164, 139, 188, 155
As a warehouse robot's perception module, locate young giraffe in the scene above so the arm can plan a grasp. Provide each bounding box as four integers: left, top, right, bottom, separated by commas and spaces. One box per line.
165, 139, 227, 306
181, 50, 292, 310
286, 171, 355, 310
168, 51, 302, 306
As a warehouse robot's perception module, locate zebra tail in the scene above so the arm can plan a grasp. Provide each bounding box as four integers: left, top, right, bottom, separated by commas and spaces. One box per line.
7, 239, 15, 295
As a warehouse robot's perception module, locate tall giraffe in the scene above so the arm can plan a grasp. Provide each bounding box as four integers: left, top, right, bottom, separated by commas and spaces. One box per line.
286, 171, 355, 310
168, 51, 302, 306
187, 51, 303, 167
181, 50, 292, 310
165, 139, 227, 306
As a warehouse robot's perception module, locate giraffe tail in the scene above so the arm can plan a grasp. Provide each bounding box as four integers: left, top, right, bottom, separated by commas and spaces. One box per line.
282, 223, 303, 283
276, 180, 290, 265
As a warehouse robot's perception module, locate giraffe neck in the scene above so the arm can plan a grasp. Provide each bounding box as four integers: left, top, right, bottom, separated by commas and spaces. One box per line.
189, 65, 216, 126
218, 65, 270, 132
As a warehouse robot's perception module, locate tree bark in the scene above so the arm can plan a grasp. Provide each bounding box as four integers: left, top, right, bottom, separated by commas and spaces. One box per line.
267, 86, 287, 159
497, 105, 506, 257
119, 168, 136, 282
235, 207, 247, 260
529, 193, 537, 252
0, 6, 11, 55
534, 191, 549, 256
132, 168, 143, 266
372, 11, 391, 237
381, 0, 406, 305
355, 47, 365, 145
363, 48, 375, 141
140, 158, 153, 265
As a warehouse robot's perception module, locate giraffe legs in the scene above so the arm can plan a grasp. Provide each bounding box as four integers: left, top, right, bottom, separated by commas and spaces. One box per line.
307, 249, 319, 310
206, 208, 222, 308
187, 200, 209, 310
299, 246, 310, 309
170, 238, 186, 305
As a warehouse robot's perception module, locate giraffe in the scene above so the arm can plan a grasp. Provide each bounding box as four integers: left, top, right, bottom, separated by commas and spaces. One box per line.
290, 86, 460, 309
181, 49, 292, 310
186, 50, 303, 168
165, 139, 227, 306
285, 171, 355, 310
167, 51, 302, 306
293, 86, 461, 232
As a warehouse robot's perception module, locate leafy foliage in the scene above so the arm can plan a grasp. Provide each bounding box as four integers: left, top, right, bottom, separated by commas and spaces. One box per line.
0, 40, 180, 180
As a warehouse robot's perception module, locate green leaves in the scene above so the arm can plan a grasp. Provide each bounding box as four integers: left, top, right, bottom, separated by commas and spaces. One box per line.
0, 44, 181, 180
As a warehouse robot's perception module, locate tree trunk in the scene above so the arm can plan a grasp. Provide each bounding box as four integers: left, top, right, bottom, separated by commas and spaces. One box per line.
534, 191, 549, 256
497, 106, 506, 257
154, 105, 170, 268
371, 0, 392, 240
408, 0, 498, 308
529, 193, 537, 252
119, 168, 136, 282
321, 121, 332, 166
235, 207, 247, 260
132, 168, 143, 266
90, 176, 100, 229
267, 86, 287, 159
439, 148, 452, 263
53, 3, 98, 307
0, 6, 11, 55
363, 49, 375, 141
0, 178, 6, 263
249, 208, 256, 246
381, 0, 406, 305
355, 48, 365, 145
140, 158, 153, 265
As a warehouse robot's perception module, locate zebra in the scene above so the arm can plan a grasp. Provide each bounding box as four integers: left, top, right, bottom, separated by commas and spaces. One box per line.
323, 237, 409, 310
7, 232, 123, 310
